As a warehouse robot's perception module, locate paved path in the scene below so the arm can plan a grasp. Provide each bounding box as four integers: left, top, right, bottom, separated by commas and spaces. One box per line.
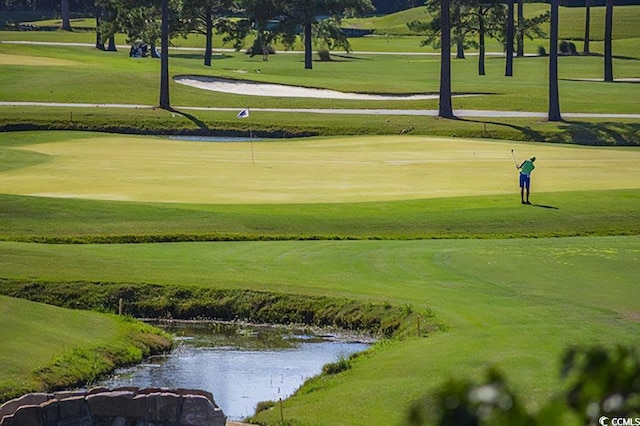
1, 40, 506, 56
2, 101, 639, 119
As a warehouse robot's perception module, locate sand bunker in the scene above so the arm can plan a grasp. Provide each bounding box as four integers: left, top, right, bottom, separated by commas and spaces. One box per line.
174, 76, 442, 100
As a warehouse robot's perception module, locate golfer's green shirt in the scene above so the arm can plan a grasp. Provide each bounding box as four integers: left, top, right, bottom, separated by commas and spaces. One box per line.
520, 160, 535, 175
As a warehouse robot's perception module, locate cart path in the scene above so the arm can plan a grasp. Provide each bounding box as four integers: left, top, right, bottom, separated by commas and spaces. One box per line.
1, 40, 507, 56
1, 101, 639, 119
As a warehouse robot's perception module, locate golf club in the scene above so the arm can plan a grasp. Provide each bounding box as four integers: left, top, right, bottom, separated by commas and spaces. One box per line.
511, 149, 519, 169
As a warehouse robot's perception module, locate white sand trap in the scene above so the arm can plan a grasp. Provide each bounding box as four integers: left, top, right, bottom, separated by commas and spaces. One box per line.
175, 76, 443, 100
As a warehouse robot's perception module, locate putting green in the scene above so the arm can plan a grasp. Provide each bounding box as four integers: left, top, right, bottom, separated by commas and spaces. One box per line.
0, 53, 80, 67
1, 134, 638, 204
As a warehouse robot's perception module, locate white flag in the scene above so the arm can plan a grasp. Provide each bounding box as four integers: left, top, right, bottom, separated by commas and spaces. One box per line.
237, 108, 249, 119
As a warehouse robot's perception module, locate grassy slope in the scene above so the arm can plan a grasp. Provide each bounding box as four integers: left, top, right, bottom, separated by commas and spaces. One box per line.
0, 296, 172, 401
1, 189, 639, 242
1, 132, 639, 241
0, 237, 638, 424
260, 238, 640, 425
0, 131, 638, 424
346, 4, 640, 40
0, 295, 116, 381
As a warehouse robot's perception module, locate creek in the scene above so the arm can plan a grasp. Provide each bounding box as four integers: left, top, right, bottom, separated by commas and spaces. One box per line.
94, 321, 371, 421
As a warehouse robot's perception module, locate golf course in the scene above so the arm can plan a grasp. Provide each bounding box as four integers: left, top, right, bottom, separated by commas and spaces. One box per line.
0, 3, 639, 425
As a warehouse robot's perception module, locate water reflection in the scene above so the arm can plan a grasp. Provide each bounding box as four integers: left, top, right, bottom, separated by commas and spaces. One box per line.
96, 321, 370, 420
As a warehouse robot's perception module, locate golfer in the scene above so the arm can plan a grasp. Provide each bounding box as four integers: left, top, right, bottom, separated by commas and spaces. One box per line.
518, 156, 536, 204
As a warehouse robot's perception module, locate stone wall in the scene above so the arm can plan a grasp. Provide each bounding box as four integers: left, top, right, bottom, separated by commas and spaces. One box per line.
0, 387, 226, 426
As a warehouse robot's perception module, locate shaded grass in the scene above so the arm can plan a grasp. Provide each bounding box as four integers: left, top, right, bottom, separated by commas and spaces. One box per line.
1, 107, 639, 145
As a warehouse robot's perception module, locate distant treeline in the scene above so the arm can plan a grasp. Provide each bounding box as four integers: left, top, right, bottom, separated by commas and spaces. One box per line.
0, 0, 93, 13
561, 0, 640, 6
2, 0, 639, 16
0, 0, 440, 15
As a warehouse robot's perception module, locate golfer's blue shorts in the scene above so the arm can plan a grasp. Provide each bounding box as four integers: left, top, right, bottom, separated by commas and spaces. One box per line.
519, 173, 531, 189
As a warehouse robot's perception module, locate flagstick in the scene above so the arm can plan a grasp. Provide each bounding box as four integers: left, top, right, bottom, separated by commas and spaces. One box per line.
237, 108, 254, 165
250, 136, 255, 166
249, 124, 255, 165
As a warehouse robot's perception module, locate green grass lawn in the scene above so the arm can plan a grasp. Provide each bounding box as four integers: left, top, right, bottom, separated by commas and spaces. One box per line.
0, 295, 171, 400
0, 131, 638, 424
1, 132, 638, 204
1, 38, 638, 112
0, 237, 638, 424
0, 295, 116, 384
345, 4, 640, 41
1, 8, 639, 135
0, 5, 639, 423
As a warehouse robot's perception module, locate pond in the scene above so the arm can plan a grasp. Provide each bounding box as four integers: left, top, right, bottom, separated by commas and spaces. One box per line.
94, 321, 371, 421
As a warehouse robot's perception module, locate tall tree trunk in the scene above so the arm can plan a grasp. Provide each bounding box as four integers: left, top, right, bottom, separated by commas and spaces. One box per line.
583, 0, 591, 54
548, 0, 562, 121
505, 0, 514, 76
604, 0, 613, 82
204, 9, 213, 67
516, 0, 524, 57
455, 31, 465, 59
107, 35, 117, 52
304, 20, 313, 70
439, 0, 454, 118
95, 7, 105, 50
478, 9, 485, 76
159, 0, 170, 110
61, 0, 71, 31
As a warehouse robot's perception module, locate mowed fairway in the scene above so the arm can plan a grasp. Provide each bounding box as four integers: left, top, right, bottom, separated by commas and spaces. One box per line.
1, 237, 639, 424
1, 132, 639, 203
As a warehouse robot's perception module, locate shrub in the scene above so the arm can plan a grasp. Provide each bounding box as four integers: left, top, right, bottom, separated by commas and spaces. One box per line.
537, 45, 547, 56
318, 49, 332, 61
559, 40, 577, 55
255, 400, 276, 413
322, 355, 351, 375
246, 40, 275, 56
406, 345, 640, 425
